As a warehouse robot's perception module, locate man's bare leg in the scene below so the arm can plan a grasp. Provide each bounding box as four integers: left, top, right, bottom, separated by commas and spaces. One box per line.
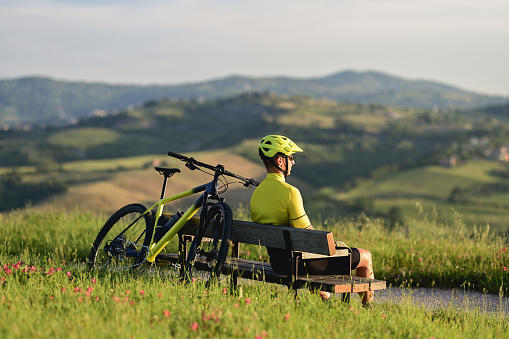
355, 248, 374, 304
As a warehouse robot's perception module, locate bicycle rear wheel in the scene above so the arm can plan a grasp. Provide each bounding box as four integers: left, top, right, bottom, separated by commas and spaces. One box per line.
88, 203, 154, 270
183, 202, 232, 282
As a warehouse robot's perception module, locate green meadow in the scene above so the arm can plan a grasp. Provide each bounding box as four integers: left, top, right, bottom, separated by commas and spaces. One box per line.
1, 208, 507, 338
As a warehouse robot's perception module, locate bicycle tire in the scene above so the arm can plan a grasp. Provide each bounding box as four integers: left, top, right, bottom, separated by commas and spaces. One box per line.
88, 203, 154, 270
183, 202, 233, 282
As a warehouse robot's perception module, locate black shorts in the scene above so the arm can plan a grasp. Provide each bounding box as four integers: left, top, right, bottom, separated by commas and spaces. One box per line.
267, 247, 361, 275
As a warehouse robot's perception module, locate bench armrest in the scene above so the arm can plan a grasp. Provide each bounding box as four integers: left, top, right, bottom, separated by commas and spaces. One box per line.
300, 248, 350, 260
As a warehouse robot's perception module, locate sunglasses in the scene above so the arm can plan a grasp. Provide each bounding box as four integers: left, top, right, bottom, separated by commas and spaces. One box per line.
275, 155, 294, 161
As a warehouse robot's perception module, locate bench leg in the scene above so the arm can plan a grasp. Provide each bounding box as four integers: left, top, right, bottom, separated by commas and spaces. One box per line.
339, 292, 351, 303
229, 241, 240, 290
178, 234, 190, 277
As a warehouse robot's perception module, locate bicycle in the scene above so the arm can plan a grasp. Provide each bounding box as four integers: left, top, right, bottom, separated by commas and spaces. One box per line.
88, 151, 258, 282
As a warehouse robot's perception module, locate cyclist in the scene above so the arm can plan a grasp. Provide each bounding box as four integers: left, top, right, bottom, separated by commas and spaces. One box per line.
250, 135, 374, 305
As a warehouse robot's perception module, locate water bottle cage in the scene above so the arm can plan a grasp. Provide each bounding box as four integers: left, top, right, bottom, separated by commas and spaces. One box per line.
154, 211, 183, 242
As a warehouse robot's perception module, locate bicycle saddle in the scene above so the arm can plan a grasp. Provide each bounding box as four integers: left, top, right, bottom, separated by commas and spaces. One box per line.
155, 167, 181, 177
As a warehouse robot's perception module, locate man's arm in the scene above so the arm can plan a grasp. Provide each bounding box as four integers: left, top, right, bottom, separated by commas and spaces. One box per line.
288, 186, 313, 229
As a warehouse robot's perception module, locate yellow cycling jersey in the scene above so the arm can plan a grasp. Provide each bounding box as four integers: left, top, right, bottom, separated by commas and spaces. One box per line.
250, 173, 312, 229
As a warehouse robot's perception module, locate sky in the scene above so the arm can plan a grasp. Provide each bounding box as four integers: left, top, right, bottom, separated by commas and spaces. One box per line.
1, 0, 508, 96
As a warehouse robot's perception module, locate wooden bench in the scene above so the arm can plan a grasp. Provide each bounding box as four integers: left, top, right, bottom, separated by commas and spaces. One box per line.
155, 215, 386, 300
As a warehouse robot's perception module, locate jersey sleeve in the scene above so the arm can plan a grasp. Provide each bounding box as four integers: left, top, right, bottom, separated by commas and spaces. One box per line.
287, 186, 312, 229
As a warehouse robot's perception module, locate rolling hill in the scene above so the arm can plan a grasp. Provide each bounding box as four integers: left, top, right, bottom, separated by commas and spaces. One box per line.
3, 92, 509, 233
1, 71, 507, 125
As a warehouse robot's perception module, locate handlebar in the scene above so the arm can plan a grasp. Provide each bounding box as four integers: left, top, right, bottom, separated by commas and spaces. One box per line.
168, 151, 259, 187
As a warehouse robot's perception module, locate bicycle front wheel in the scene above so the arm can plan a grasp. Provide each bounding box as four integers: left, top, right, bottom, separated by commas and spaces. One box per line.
88, 203, 154, 270
184, 202, 233, 282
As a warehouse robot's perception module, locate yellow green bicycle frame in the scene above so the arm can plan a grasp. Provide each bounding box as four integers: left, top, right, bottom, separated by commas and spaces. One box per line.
144, 184, 208, 263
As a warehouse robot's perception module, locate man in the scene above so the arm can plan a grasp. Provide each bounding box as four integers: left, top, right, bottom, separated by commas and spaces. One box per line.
250, 135, 374, 305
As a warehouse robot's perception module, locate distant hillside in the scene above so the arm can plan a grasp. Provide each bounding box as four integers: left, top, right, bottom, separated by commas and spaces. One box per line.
1, 71, 507, 125
3, 92, 509, 232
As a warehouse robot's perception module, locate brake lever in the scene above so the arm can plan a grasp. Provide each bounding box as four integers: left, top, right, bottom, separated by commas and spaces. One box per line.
243, 179, 259, 187
185, 162, 197, 170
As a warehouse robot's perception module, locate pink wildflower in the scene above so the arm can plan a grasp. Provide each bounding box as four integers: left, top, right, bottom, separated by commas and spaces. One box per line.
91, 278, 96, 284
163, 310, 171, 318
125, 290, 130, 295
61, 287, 66, 293
284, 313, 290, 321
245, 298, 251, 304
503, 267, 507, 271
139, 290, 145, 295
190, 322, 199, 331
66, 271, 71, 278
158, 293, 162, 298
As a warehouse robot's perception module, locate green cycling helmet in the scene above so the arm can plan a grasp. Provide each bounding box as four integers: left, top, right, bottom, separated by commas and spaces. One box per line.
258, 135, 303, 158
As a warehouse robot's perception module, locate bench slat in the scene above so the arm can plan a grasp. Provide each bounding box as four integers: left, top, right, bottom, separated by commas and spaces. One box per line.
153, 254, 383, 293
166, 215, 337, 256
298, 275, 386, 293
230, 220, 336, 256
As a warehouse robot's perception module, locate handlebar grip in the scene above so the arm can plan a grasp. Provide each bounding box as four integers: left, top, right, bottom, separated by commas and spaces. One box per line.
167, 151, 188, 161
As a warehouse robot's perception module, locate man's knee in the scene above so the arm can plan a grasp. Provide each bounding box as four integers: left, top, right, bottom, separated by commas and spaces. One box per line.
358, 248, 372, 266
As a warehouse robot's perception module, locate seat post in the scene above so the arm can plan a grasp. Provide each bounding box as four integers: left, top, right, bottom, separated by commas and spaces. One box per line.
160, 174, 169, 200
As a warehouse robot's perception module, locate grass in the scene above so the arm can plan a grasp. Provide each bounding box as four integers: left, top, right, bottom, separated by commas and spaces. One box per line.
1, 208, 508, 337
47, 127, 122, 149
341, 161, 504, 199
2, 265, 507, 338
331, 160, 509, 234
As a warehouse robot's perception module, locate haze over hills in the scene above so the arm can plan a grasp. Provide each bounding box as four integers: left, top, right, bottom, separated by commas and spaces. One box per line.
1, 70, 507, 125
